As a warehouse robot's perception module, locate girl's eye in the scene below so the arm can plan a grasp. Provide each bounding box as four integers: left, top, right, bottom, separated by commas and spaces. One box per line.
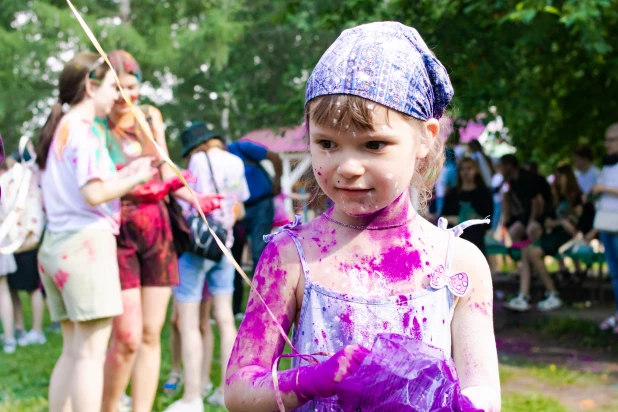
319, 140, 335, 149
366, 141, 386, 150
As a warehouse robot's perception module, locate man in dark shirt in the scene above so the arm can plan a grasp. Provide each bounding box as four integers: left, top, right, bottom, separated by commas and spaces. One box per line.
500, 154, 553, 242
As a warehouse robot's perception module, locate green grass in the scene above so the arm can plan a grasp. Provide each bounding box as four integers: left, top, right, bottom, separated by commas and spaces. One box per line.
502, 392, 569, 412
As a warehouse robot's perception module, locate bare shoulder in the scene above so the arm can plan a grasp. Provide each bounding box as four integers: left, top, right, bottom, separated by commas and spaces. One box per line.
259, 228, 303, 281
450, 236, 493, 299
145, 105, 163, 121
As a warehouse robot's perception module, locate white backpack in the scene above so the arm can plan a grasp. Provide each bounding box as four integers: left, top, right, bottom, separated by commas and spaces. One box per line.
0, 137, 45, 254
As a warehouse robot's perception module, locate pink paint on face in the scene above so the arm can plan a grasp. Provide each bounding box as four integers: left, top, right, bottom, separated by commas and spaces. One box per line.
54, 269, 69, 290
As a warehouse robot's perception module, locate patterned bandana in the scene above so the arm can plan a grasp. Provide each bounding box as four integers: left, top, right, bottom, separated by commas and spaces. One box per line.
305, 21, 453, 120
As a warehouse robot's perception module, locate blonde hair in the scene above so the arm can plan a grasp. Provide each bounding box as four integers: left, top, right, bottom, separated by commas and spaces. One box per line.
306, 94, 444, 209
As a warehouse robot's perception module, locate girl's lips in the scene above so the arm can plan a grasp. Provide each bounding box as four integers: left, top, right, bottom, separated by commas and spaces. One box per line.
337, 187, 372, 198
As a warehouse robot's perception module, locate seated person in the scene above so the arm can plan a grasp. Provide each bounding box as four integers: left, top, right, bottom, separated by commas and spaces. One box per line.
500, 154, 553, 244
505, 165, 595, 312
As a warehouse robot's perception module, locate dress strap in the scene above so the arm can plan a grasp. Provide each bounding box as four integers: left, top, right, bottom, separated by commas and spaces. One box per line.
263, 215, 311, 281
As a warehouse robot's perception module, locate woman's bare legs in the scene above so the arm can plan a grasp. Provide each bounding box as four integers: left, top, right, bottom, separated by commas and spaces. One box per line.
49, 320, 74, 412
0, 277, 14, 342
527, 246, 559, 293
211, 294, 237, 394
200, 299, 214, 391
177, 301, 203, 402
49, 318, 112, 412
131, 287, 171, 411
102, 289, 142, 412
29, 288, 44, 334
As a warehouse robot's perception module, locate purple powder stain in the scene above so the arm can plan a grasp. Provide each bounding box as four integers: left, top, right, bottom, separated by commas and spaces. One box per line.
317, 171, 322, 176
396, 295, 408, 306
422, 317, 427, 323
425, 261, 430, 266
442, 319, 445, 324
321, 330, 327, 340
367, 245, 422, 282
422, 306, 425, 311
383, 321, 389, 330
314, 338, 319, 345
403, 312, 410, 329
412, 316, 422, 340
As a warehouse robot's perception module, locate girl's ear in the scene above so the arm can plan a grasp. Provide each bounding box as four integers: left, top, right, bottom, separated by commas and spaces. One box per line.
417, 119, 440, 159
84, 77, 97, 99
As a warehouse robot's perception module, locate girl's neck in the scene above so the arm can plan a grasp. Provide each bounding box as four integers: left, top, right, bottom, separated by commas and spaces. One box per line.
108, 109, 134, 127
329, 192, 415, 229
67, 99, 96, 122
461, 181, 476, 191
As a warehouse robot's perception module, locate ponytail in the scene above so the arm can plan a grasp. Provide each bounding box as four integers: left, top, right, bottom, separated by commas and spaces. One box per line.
36, 101, 64, 170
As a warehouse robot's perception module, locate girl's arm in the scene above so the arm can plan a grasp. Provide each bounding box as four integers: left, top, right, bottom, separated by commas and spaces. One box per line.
225, 235, 368, 411
451, 238, 501, 411
80, 157, 156, 206
225, 235, 303, 411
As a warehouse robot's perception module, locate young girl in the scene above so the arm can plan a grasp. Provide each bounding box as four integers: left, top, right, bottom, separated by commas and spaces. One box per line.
225, 22, 500, 411
35, 52, 157, 412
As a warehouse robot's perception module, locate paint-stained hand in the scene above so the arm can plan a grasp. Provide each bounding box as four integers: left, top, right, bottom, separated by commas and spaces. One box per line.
195, 192, 224, 215
298, 344, 370, 400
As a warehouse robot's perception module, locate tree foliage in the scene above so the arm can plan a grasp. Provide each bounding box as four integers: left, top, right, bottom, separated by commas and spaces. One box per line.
0, 0, 617, 166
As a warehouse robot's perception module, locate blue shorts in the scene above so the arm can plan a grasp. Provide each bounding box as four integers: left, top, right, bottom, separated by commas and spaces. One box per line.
174, 252, 235, 302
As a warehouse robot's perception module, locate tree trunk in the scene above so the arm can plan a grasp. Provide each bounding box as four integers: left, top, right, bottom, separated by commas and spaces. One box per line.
119, 0, 131, 23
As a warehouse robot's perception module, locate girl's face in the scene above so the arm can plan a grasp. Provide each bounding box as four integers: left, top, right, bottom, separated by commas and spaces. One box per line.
90, 71, 120, 117
459, 160, 477, 183
111, 73, 140, 115
309, 103, 432, 217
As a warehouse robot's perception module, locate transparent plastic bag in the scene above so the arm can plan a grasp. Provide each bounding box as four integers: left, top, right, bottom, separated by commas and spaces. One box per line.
336, 333, 481, 412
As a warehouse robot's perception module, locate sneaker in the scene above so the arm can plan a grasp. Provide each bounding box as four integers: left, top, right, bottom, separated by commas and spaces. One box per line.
206, 389, 225, 407
201, 381, 213, 398
14, 329, 25, 342
234, 312, 245, 321
600, 315, 617, 331
163, 397, 204, 412
3, 338, 16, 354
17, 330, 46, 346
118, 393, 132, 412
163, 371, 184, 396
504, 295, 531, 312
537, 292, 563, 312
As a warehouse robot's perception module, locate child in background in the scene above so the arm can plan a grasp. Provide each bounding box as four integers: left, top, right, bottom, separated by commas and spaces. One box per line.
225, 22, 500, 411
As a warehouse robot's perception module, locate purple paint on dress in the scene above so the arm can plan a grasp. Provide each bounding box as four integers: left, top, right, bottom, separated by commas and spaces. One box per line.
402, 312, 410, 329
412, 316, 422, 340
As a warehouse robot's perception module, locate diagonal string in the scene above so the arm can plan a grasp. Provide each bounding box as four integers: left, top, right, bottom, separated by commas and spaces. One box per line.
65, 0, 298, 374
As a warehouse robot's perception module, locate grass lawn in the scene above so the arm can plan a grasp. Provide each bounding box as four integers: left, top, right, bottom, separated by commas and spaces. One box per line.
1, 292, 613, 411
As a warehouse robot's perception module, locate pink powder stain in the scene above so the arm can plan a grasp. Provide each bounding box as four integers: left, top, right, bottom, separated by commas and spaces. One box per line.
82, 239, 96, 261
469, 301, 492, 316
61, 255, 68, 260
53, 269, 70, 290
411, 316, 422, 341
368, 244, 422, 282
321, 330, 327, 340
37, 262, 45, 275
396, 295, 408, 306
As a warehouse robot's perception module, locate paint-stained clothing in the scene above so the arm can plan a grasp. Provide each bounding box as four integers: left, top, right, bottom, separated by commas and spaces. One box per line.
97, 111, 179, 290
42, 114, 120, 234
266, 217, 473, 411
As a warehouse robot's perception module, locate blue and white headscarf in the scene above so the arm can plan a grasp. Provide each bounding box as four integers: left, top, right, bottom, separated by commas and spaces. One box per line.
305, 21, 453, 121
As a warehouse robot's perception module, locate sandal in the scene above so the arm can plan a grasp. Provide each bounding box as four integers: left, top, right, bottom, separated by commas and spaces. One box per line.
163, 371, 183, 396
599, 315, 617, 331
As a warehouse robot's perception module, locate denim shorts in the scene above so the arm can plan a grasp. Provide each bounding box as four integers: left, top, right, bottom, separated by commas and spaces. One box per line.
174, 252, 235, 302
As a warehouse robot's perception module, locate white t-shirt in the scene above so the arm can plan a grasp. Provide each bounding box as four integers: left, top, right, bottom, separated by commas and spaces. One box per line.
490, 173, 505, 204
183, 148, 250, 248
597, 163, 618, 212
575, 166, 600, 195
41, 114, 120, 234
